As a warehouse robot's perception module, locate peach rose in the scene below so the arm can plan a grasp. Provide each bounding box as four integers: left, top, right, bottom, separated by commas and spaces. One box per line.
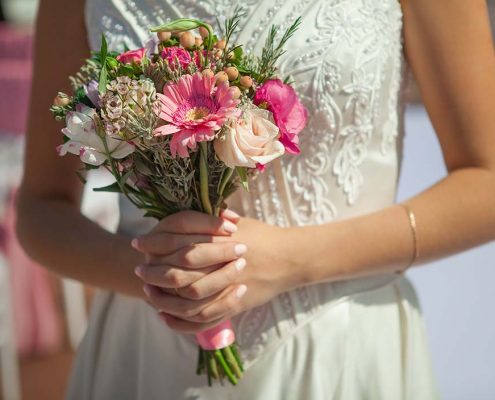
214, 108, 285, 169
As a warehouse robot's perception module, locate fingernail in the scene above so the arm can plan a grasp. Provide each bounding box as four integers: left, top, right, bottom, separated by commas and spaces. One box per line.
235, 258, 246, 271
223, 220, 238, 234
222, 209, 241, 220
143, 285, 151, 297
235, 284, 247, 299
134, 265, 143, 277
234, 243, 247, 256
131, 238, 139, 249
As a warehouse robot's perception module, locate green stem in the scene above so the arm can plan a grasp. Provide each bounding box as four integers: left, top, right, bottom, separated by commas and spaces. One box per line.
214, 350, 237, 385
199, 22, 214, 51
230, 344, 244, 372
207, 351, 219, 380
221, 346, 243, 379
199, 142, 213, 215
217, 167, 233, 196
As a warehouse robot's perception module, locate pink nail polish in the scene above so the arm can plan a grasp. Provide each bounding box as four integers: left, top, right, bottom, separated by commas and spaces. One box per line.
223, 220, 238, 234
131, 238, 139, 249
235, 284, 247, 299
235, 258, 246, 271
222, 209, 241, 220
234, 244, 247, 256
134, 265, 143, 277
143, 285, 151, 297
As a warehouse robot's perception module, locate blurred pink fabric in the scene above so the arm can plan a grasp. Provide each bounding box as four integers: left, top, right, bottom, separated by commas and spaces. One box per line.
1, 190, 62, 356
0, 23, 33, 135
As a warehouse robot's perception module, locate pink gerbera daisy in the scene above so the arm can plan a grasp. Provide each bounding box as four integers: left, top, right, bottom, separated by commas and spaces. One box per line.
154, 72, 240, 157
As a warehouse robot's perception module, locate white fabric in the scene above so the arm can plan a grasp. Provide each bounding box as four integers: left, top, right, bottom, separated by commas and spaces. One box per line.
67, 1, 440, 398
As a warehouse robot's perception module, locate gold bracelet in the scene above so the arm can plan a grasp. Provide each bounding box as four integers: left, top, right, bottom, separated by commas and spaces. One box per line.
397, 203, 419, 274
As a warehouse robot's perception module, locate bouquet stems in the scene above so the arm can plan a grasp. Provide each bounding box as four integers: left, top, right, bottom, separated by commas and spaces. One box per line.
196, 142, 244, 386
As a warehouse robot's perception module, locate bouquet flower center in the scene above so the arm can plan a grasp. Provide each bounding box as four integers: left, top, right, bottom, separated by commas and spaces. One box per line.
185, 106, 210, 121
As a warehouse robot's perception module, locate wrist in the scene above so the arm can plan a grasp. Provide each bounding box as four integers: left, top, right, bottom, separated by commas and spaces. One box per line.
277, 225, 314, 290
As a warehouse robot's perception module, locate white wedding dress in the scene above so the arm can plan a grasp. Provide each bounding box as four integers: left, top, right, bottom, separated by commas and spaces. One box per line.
67, 1, 440, 399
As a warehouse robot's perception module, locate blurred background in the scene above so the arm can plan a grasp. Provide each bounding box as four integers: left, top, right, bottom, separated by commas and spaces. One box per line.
0, 1, 494, 399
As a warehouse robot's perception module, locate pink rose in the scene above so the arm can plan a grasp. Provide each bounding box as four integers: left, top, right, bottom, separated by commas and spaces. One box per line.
253, 79, 308, 154
116, 48, 146, 64
161, 46, 192, 70
214, 108, 285, 169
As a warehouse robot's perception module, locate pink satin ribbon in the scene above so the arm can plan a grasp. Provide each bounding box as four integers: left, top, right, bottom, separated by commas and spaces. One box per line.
196, 319, 235, 350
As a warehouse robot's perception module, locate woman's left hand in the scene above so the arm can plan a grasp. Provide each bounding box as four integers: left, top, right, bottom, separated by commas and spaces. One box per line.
134, 212, 303, 333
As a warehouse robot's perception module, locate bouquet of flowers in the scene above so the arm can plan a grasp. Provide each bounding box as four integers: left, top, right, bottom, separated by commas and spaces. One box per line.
50, 9, 307, 386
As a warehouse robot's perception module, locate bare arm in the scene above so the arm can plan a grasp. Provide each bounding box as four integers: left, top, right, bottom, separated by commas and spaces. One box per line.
16, 0, 144, 298
292, 0, 495, 284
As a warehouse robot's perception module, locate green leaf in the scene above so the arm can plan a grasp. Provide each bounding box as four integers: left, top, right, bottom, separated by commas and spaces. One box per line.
98, 64, 107, 94
236, 167, 249, 191
232, 46, 243, 60
150, 18, 204, 33
93, 181, 122, 193
106, 56, 119, 69
100, 34, 108, 64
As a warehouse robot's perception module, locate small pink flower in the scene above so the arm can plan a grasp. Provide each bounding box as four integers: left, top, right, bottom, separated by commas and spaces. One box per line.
161, 46, 192, 70
154, 72, 240, 157
116, 48, 146, 64
253, 79, 308, 154
192, 50, 208, 68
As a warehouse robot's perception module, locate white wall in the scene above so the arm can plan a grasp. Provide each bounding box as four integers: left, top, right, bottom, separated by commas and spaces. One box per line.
397, 104, 495, 400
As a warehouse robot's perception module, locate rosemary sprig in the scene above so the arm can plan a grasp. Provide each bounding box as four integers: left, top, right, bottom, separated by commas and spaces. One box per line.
256, 17, 302, 83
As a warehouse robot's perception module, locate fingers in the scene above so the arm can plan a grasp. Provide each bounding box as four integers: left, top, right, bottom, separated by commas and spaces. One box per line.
143, 283, 226, 320
164, 241, 247, 269
135, 263, 221, 289
157, 285, 248, 333
132, 232, 219, 256
220, 208, 241, 223
176, 258, 246, 299
153, 210, 238, 236
158, 313, 225, 334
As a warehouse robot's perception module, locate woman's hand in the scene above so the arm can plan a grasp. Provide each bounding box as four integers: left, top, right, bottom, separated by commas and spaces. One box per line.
132, 210, 302, 333
159, 217, 303, 333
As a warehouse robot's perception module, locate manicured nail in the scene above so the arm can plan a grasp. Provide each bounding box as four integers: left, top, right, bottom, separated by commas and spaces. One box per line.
143, 285, 151, 297
235, 284, 247, 299
235, 258, 246, 271
131, 238, 139, 249
134, 265, 143, 277
222, 209, 241, 220
234, 243, 247, 256
223, 220, 238, 233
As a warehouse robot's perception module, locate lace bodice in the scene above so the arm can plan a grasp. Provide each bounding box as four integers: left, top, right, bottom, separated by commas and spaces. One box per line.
85, 0, 410, 367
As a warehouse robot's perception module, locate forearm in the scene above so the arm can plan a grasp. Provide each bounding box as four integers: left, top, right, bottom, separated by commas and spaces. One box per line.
16, 192, 144, 298
288, 167, 495, 286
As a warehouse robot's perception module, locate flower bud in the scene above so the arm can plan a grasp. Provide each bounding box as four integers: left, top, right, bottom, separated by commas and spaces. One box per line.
157, 31, 171, 42
239, 75, 253, 89
215, 39, 226, 50
214, 49, 223, 59
180, 32, 195, 49
53, 95, 70, 107
225, 66, 239, 81
202, 68, 214, 78
198, 26, 210, 39
195, 37, 203, 47
231, 86, 241, 99
215, 71, 229, 85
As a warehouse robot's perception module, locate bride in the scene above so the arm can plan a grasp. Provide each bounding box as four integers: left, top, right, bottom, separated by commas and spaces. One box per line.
16, 0, 495, 399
